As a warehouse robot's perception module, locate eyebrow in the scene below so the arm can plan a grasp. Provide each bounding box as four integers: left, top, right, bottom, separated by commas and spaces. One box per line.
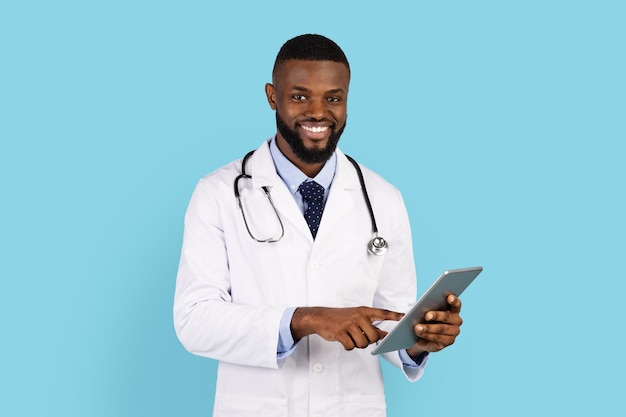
291, 85, 346, 94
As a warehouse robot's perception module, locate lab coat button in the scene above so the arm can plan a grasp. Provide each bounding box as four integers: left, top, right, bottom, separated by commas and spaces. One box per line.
313, 363, 323, 372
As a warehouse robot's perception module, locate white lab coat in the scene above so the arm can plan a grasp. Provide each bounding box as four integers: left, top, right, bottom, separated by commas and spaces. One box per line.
174, 140, 426, 417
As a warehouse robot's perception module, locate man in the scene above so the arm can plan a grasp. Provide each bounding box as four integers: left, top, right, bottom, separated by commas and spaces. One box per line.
174, 34, 463, 417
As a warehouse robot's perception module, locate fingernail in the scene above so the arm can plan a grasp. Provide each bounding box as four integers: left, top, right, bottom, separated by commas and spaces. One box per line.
426, 313, 433, 321
416, 325, 424, 332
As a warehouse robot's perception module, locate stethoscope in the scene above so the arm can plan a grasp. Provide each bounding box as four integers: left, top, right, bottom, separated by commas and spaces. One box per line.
234, 150, 388, 256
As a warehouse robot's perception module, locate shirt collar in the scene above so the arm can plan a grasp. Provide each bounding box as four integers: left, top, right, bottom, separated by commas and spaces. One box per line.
269, 136, 337, 195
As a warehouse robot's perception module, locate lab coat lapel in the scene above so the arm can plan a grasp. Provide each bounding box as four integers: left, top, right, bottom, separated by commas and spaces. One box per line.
247, 140, 313, 240
314, 149, 361, 242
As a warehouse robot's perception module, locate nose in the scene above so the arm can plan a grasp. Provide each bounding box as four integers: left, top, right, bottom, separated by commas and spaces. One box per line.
304, 98, 326, 119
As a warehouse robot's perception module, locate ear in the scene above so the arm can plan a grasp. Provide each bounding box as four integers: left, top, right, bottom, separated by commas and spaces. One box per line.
265, 83, 277, 110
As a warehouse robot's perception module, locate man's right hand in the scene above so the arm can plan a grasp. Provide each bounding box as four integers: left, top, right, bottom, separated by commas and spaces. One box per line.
290, 306, 404, 350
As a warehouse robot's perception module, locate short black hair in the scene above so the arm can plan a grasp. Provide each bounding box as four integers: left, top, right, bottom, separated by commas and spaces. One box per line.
272, 34, 350, 77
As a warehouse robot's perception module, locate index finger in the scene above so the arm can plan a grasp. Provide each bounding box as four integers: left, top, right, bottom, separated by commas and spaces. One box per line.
367, 308, 404, 322
446, 294, 462, 313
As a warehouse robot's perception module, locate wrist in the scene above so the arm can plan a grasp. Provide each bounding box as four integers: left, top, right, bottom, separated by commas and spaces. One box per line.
406, 348, 429, 366
290, 307, 318, 340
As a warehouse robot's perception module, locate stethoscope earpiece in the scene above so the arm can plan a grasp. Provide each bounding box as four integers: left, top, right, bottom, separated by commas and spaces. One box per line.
368, 236, 388, 256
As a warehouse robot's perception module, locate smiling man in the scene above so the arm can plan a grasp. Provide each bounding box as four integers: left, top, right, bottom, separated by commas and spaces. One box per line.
174, 34, 464, 417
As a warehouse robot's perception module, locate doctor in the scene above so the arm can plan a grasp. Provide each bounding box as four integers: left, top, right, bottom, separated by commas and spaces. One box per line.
174, 34, 464, 417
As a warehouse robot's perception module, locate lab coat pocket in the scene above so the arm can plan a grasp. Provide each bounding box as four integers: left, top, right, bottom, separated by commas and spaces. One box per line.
213, 394, 287, 417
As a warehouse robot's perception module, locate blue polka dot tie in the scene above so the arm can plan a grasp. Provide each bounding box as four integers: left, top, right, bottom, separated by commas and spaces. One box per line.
298, 180, 325, 239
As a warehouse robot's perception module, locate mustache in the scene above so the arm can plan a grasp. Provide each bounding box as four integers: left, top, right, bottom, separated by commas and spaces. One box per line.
298, 117, 334, 125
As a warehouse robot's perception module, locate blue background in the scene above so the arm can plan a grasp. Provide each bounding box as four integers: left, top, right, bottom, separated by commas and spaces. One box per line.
1, 1, 624, 416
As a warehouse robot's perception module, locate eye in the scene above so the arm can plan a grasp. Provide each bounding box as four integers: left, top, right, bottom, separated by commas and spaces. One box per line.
292, 94, 307, 101
326, 97, 341, 103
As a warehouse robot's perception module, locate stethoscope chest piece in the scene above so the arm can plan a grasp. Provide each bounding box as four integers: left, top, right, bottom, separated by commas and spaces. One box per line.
368, 236, 388, 256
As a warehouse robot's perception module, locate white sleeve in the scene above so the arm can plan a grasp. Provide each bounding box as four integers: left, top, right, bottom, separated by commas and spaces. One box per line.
173, 176, 284, 370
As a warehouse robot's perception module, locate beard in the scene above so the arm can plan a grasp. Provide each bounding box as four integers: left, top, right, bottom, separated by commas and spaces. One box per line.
275, 111, 346, 164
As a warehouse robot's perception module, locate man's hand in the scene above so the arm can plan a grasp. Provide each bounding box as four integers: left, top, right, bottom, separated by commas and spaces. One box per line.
291, 306, 403, 350
406, 294, 463, 359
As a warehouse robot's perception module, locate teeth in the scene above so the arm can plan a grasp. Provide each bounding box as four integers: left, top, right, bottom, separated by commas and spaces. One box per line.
301, 125, 329, 133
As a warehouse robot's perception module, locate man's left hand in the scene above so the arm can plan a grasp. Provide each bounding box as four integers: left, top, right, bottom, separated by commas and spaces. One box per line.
405, 294, 463, 359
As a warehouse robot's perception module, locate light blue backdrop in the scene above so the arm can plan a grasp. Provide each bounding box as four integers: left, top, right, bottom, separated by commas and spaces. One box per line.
1, 1, 624, 416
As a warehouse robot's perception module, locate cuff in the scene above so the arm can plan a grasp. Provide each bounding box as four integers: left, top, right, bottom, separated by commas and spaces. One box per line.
277, 307, 298, 358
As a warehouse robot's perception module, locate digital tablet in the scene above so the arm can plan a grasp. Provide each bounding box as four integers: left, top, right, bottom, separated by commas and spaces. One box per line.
371, 266, 483, 355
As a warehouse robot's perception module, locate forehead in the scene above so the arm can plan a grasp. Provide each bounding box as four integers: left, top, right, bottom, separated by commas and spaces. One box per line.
274, 59, 350, 91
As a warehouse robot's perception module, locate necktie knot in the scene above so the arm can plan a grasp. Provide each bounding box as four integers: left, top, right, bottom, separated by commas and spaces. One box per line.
298, 181, 325, 238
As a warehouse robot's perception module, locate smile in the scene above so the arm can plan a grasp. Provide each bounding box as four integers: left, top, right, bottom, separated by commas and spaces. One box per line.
300, 125, 329, 133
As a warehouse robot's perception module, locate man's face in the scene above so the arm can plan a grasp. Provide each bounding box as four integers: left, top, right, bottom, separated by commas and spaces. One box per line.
265, 60, 349, 165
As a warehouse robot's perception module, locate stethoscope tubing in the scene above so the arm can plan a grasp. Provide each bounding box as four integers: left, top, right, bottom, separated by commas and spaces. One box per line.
234, 149, 388, 255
